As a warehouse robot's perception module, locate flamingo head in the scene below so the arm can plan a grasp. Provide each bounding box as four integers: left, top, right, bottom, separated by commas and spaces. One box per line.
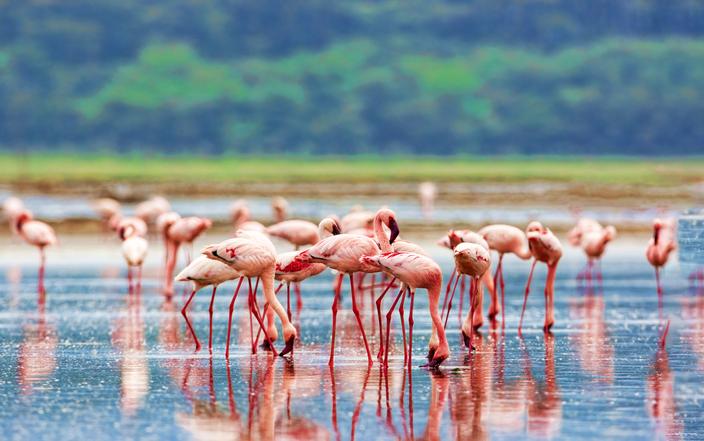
200, 217, 213, 230
653, 218, 663, 245
201, 243, 225, 262
271, 196, 289, 222
448, 230, 462, 249
15, 210, 32, 231
375, 208, 400, 243
526, 221, 545, 234
156, 211, 181, 234
604, 225, 617, 242
318, 217, 342, 238
119, 224, 136, 241
230, 200, 250, 225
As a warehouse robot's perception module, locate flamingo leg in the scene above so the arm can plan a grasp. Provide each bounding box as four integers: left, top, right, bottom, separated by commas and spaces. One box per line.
384, 286, 406, 366
38, 247, 46, 294
468, 277, 478, 350
375, 276, 397, 360
328, 272, 344, 367
349, 273, 373, 366
544, 263, 557, 332
294, 282, 303, 313
655, 266, 663, 321
127, 266, 133, 295
408, 288, 415, 373
518, 259, 537, 334
208, 285, 217, 353
286, 282, 292, 321
441, 269, 456, 317
499, 256, 506, 329
181, 288, 201, 351
137, 265, 143, 295
443, 273, 462, 329
458, 275, 465, 326
248, 277, 277, 356
225, 277, 244, 359
398, 288, 408, 366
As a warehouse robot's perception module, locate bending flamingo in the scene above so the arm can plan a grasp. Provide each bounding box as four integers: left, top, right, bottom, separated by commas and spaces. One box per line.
162, 216, 212, 296
135, 196, 171, 225
266, 219, 320, 250
518, 222, 563, 333
202, 237, 297, 358
478, 224, 532, 326
2, 196, 25, 235
230, 200, 266, 232
120, 224, 148, 293
452, 239, 491, 350
93, 198, 121, 233
15, 210, 56, 293
175, 255, 241, 352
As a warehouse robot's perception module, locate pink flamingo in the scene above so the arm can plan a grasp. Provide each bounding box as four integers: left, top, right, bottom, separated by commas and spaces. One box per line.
360, 251, 449, 368
266, 219, 320, 250
135, 196, 171, 225
567, 218, 603, 247
93, 198, 121, 232
15, 210, 56, 293
202, 237, 297, 358
162, 216, 212, 296
451, 238, 491, 350
478, 224, 532, 327
439, 230, 498, 326
646, 218, 677, 316
111, 214, 148, 239
518, 221, 563, 333
120, 224, 148, 293
271, 196, 289, 222
175, 255, 241, 352
418, 181, 437, 221
572, 219, 616, 284
341, 208, 374, 233
3, 196, 25, 236
295, 228, 381, 366
230, 200, 266, 232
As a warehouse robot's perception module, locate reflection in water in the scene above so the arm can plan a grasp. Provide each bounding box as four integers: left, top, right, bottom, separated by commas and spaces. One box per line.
111, 292, 149, 415
647, 348, 683, 441
569, 293, 614, 384
17, 297, 57, 395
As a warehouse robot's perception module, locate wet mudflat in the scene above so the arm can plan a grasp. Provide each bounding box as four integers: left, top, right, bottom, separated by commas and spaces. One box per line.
0, 242, 703, 440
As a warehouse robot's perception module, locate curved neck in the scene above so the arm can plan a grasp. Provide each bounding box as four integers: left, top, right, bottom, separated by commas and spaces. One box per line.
374, 216, 392, 253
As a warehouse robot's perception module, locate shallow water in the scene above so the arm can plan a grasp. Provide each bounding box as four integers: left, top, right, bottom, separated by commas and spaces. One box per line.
1, 247, 704, 440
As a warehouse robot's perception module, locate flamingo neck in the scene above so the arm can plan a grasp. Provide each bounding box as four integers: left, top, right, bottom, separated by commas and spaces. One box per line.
653, 227, 660, 246
374, 216, 392, 253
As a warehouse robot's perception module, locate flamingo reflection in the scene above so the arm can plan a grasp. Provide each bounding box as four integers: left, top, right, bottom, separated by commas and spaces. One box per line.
646, 347, 683, 441
17, 299, 57, 395
569, 293, 614, 384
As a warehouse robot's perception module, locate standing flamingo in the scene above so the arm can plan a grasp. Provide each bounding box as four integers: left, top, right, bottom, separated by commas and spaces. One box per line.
230, 200, 266, 232
295, 230, 381, 366
93, 198, 121, 233
111, 214, 148, 238
518, 222, 563, 333
202, 237, 297, 357
478, 224, 532, 326
120, 224, 148, 293
271, 196, 289, 222
266, 219, 320, 250
175, 255, 242, 352
418, 181, 437, 221
360, 251, 449, 368
162, 216, 212, 296
567, 218, 603, 247
15, 210, 56, 293
2, 196, 25, 235
451, 238, 491, 350
135, 196, 171, 225
646, 218, 677, 316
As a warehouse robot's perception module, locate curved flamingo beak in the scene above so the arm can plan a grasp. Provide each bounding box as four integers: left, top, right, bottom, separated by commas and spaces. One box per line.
389, 218, 400, 244
332, 221, 342, 235
425, 353, 448, 369
279, 336, 295, 357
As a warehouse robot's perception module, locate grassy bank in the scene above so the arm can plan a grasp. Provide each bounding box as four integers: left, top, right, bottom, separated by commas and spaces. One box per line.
1, 153, 702, 186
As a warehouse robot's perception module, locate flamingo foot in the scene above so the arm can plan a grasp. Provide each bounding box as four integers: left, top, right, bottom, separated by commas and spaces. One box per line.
279, 336, 295, 357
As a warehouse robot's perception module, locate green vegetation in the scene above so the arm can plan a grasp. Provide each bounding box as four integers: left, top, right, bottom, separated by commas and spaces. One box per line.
1, 154, 701, 186
2, 1, 704, 155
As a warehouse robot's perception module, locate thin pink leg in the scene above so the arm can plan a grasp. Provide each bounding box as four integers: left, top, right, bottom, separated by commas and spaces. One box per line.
398, 288, 408, 366
441, 269, 456, 317
181, 288, 201, 351
376, 277, 397, 360
248, 277, 277, 356
295, 282, 303, 312
328, 273, 344, 367
518, 259, 537, 334
286, 282, 292, 321
208, 285, 217, 353
225, 278, 244, 359
499, 257, 506, 329
468, 277, 478, 350
350, 273, 373, 366
38, 247, 46, 295
408, 288, 415, 373
655, 267, 663, 321
444, 274, 463, 329
458, 275, 465, 326
384, 286, 406, 366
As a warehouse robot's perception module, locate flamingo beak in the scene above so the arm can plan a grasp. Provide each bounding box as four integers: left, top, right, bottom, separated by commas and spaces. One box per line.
389, 218, 400, 244
462, 330, 472, 349
332, 221, 342, 235
426, 347, 436, 361
279, 336, 295, 357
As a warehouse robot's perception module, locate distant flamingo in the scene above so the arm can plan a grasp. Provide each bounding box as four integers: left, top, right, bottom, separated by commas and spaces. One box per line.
341, 208, 374, 233
120, 224, 148, 293
478, 224, 532, 327
162, 216, 212, 296
93, 198, 121, 233
15, 210, 56, 293
518, 222, 563, 333
451, 238, 491, 350
567, 217, 603, 247
360, 251, 449, 368
295, 229, 380, 366
418, 181, 437, 221
3, 196, 25, 235
266, 219, 320, 249
175, 255, 241, 352
111, 214, 148, 238
646, 218, 677, 316
573, 219, 616, 284
271, 196, 289, 222
135, 196, 171, 225
203, 237, 297, 358
230, 200, 266, 232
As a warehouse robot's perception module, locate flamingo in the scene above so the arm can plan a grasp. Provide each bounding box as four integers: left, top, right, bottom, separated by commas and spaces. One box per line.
341, 208, 374, 233
266, 219, 319, 250
438, 229, 498, 326
120, 224, 148, 293
3, 196, 26, 235
93, 198, 121, 232
451, 237, 492, 350
230, 200, 266, 232
271, 196, 289, 222
162, 216, 212, 296
175, 255, 241, 352
274, 217, 341, 319
295, 228, 381, 366
15, 210, 56, 293
135, 196, 171, 225
360, 251, 449, 368
572, 220, 616, 283
110, 214, 148, 238
567, 218, 603, 247
646, 218, 677, 316
518, 222, 563, 333
202, 237, 297, 358
478, 224, 532, 326
418, 181, 437, 220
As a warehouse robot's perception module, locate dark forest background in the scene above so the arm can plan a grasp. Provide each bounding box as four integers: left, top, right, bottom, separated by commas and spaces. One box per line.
1, 1, 703, 155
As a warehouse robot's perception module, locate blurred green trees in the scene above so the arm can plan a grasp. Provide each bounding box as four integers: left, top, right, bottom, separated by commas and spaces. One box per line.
1, 1, 703, 154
